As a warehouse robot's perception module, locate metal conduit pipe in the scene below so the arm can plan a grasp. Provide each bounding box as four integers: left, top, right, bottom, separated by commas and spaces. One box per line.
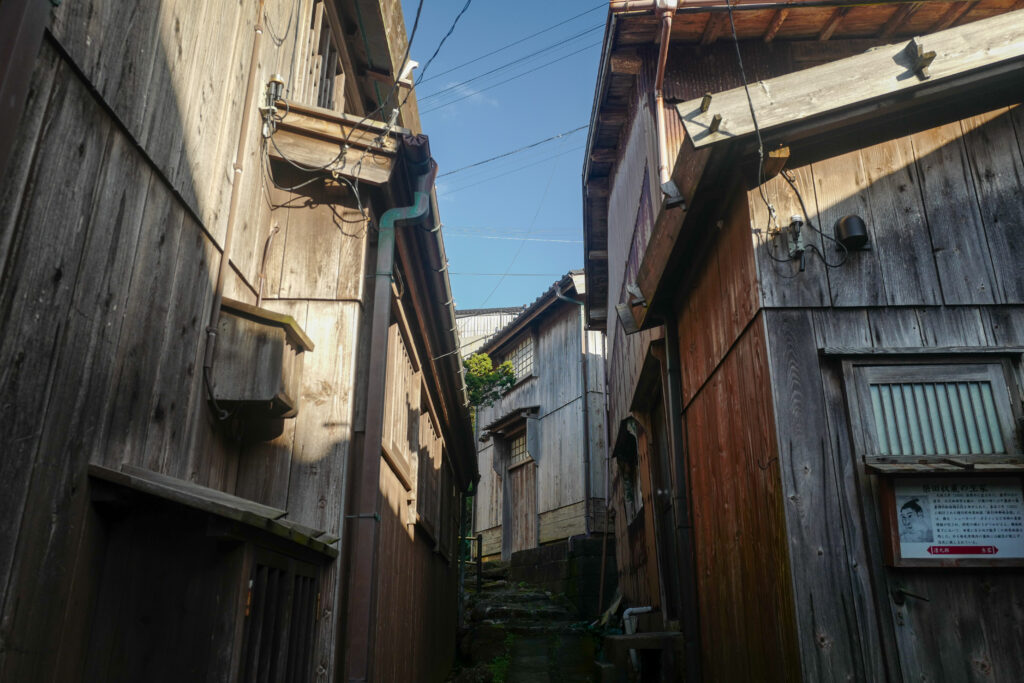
203, 0, 266, 398
556, 288, 592, 537
344, 134, 437, 682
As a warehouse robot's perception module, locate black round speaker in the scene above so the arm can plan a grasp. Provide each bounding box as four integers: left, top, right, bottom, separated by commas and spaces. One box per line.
835, 214, 868, 250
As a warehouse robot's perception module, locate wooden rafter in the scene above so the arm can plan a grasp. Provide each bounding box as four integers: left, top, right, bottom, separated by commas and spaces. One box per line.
701, 13, 727, 46
763, 9, 789, 43
818, 7, 849, 42
880, 2, 920, 40
930, 0, 977, 32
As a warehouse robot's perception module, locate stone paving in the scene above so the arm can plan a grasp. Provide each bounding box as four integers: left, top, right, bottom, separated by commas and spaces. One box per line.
450, 561, 598, 682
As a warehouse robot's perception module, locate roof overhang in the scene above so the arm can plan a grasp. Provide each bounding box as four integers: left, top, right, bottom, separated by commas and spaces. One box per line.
629, 8, 1024, 331
475, 271, 584, 357
581, 0, 1023, 329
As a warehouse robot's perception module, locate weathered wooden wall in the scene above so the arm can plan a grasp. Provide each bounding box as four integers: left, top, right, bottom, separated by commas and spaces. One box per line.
373, 463, 459, 683
750, 107, 1024, 310
748, 107, 1024, 682
0, 1, 459, 680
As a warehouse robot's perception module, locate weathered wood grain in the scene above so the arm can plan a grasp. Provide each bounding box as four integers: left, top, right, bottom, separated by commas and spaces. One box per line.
961, 109, 1024, 303
0, 61, 113, 676
750, 164, 830, 307
810, 147, 887, 307
0, 41, 58, 283
764, 309, 866, 681
910, 122, 998, 305
867, 308, 924, 348
860, 136, 942, 306
2, 118, 151, 683
234, 300, 309, 509
916, 306, 990, 346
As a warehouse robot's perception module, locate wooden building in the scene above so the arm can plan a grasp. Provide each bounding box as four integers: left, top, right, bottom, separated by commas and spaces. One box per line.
583, 1, 1024, 681
0, 1, 473, 681
473, 272, 609, 560
456, 306, 526, 356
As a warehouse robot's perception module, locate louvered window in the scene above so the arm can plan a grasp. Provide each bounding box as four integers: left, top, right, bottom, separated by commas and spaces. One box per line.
239, 551, 319, 682
848, 362, 1020, 462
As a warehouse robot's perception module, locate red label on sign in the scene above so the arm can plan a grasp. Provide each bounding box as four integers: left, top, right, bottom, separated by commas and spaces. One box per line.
927, 545, 998, 555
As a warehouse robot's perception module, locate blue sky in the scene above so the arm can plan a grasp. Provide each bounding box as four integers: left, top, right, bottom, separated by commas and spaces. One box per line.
400, 0, 604, 309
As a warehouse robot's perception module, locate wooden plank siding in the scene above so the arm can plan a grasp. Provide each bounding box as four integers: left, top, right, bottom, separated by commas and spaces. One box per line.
1, 2, 467, 681
749, 107, 1024, 310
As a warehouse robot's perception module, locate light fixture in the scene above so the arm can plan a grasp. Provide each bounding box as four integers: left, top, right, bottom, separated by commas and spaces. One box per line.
834, 214, 869, 251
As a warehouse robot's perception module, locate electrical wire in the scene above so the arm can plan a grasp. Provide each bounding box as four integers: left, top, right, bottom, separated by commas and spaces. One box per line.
418, 2, 605, 84
444, 233, 582, 244
451, 272, 567, 277
781, 170, 848, 268
417, 25, 603, 102
438, 144, 584, 197
438, 125, 588, 177
420, 41, 601, 115
477, 152, 562, 308
415, 0, 475, 86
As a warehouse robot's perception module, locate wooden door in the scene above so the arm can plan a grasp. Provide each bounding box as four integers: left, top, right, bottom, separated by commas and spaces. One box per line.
508, 462, 537, 554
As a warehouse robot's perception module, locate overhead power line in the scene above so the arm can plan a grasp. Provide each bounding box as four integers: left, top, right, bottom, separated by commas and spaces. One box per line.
418, 24, 603, 102
439, 125, 588, 178
444, 233, 582, 244
419, 2, 606, 84
415, 0, 475, 85
420, 40, 601, 115
438, 145, 585, 197
450, 272, 567, 277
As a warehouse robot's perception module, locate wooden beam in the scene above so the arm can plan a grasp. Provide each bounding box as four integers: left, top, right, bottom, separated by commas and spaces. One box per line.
818, 7, 849, 42
598, 110, 627, 127
589, 177, 610, 198
610, 49, 642, 75
590, 147, 618, 164
930, 0, 976, 32
701, 13, 726, 46
588, 250, 609, 261
676, 10, 1024, 149
762, 146, 790, 181
763, 9, 789, 43
880, 3, 920, 40
268, 129, 394, 185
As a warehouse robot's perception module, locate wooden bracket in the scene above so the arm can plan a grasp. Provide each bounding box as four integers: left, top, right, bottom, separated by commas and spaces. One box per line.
906, 37, 937, 80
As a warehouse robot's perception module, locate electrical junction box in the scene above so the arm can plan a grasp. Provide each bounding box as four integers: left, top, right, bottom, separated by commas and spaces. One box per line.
213, 298, 315, 419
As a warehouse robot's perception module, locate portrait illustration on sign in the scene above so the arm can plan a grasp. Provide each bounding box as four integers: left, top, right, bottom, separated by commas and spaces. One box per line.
897, 496, 934, 543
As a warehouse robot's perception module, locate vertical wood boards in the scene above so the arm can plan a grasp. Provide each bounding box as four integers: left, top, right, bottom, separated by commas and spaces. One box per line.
754, 109, 1024, 309
910, 122, 998, 305
960, 109, 1024, 303
678, 195, 759, 407
0, 57, 114, 678
749, 165, 830, 308
509, 463, 538, 553
764, 310, 880, 681
373, 464, 459, 683
234, 300, 310, 509
684, 316, 800, 682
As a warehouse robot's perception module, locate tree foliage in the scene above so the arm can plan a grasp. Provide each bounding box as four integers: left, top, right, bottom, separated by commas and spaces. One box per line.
463, 352, 515, 408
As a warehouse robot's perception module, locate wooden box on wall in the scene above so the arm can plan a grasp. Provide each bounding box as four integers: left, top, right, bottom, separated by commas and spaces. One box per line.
213, 298, 315, 418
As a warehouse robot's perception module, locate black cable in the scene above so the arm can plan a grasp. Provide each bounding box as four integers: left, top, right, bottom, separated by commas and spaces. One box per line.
439, 144, 585, 197
780, 170, 848, 268
418, 3, 605, 85
439, 126, 588, 177
418, 24, 603, 102
420, 42, 600, 115
415, 0, 475, 86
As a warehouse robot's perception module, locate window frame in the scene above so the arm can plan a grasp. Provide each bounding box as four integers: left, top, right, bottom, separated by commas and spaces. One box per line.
843, 356, 1023, 472
505, 333, 536, 385
840, 354, 1024, 567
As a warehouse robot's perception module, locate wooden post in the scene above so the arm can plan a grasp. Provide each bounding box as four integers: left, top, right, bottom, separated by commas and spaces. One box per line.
476, 533, 483, 592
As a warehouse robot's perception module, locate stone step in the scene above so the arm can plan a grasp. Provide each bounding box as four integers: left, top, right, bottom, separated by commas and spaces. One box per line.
470, 603, 573, 623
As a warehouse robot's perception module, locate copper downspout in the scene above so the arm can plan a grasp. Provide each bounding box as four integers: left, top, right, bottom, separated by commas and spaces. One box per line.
203, 0, 266, 392
344, 135, 437, 683
654, 0, 683, 202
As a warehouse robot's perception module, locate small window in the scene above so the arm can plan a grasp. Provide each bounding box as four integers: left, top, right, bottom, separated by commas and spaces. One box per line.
507, 337, 534, 381
847, 361, 1021, 466
509, 432, 531, 468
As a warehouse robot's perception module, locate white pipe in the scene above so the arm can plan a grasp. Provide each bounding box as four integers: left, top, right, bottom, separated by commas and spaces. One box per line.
624, 605, 654, 672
